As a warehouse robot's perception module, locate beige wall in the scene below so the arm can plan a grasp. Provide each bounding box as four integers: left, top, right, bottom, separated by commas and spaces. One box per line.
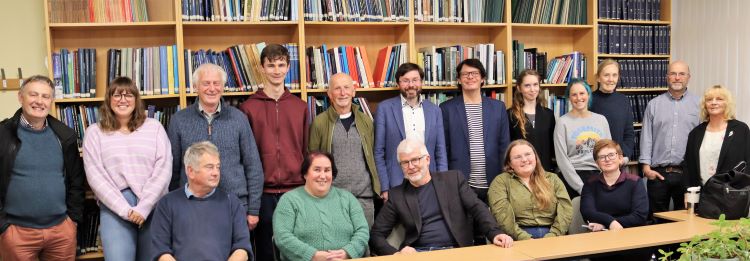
0, 1, 48, 119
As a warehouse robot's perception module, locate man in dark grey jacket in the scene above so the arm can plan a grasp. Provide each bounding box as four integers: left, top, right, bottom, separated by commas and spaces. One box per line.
369, 138, 513, 255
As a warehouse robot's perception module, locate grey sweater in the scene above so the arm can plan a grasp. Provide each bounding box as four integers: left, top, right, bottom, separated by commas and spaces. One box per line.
168, 102, 264, 215
553, 112, 611, 193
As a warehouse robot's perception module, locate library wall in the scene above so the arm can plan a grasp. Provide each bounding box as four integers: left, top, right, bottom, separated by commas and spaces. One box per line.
0, 1, 48, 119
672, 0, 750, 123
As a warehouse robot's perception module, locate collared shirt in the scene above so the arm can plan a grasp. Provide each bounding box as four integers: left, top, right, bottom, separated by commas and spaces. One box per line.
639, 91, 701, 166
400, 95, 426, 143
184, 183, 217, 199
19, 114, 48, 131
198, 101, 222, 124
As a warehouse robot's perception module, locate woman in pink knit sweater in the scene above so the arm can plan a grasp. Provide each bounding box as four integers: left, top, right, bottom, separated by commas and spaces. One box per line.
82, 77, 172, 261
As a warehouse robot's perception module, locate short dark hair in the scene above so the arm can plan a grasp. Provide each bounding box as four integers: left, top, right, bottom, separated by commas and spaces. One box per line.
300, 151, 338, 181
395, 63, 424, 81
260, 44, 290, 65
456, 58, 487, 90
20, 75, 54, 93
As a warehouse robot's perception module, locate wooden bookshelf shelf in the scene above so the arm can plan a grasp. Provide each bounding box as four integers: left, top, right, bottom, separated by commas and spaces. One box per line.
597, 19, 671, 25
305, 21, 409, 26
510, 23, 594, 29
633, 123, 643, 127
414, 22, 506, 28
597, 54, 671, 59
541, 83, 568, 87
49, 21, 177, 29
54, 97, 105, 103
183, 21, 298, 26
181, 21, 298, 31
618, 87, 668, 92
141, 94, 181, 100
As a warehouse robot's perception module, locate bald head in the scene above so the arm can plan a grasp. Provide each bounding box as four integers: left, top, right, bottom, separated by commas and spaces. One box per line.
667, 60, 691, 94
327, 73, 356, 114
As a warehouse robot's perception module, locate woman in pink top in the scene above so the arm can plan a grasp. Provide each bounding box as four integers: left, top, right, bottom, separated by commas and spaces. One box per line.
82, 77, 172, 261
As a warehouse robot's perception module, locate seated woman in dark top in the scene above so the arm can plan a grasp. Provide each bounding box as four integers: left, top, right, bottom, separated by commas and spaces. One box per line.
581, 139, 648, 231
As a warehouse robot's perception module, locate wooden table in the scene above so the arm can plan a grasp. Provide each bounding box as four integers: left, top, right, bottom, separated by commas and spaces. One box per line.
362, 211, 718, 260
361, 244, 533, 261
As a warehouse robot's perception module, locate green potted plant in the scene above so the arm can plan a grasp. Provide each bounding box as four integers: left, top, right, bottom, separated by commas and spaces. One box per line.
659, 214, 750, 261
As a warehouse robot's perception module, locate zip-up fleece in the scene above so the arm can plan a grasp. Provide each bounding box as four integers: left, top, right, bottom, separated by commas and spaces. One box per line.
308, 104, 381, 195
240, 89, 308, 193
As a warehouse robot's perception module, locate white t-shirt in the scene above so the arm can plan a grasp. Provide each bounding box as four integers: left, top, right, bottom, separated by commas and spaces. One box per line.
699, 129, 725, 184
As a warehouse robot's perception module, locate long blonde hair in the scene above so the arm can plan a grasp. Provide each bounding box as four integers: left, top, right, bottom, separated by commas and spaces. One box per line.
503, 140, 554, 210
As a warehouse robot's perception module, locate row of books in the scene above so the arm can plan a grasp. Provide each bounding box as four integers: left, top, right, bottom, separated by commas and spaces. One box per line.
633, 128, 642, 161
182, 0, 298, 21
512, 43, 548, 82
607, 59, 668, 89
58, 104, 178, 146
598, 24, 671, 55
511, 0, 587, 24
52, 48, 97, 99
48, 0, 149, 23
184, 43, 301, 93
76, 202, 101, 256
304, 0, 405, 21
597, 0, 662, 21
512, 41, 586, 84
306, 96, 374, 122
106, 46, 181, 96
306, 45, 375, 89
417, 44, 505, 87
626, 93, 658, 124
371, 44, 409, 88
413, 0, 505, 23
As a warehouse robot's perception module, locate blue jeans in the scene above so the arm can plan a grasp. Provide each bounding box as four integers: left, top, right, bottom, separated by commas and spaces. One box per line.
521, 226, 551, 239
99, 189, 152, 261
414, 246, 454, 252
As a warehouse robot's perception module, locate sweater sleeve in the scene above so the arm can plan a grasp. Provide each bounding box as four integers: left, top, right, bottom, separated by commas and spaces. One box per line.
229, 195, 253, 256
341, 191, 370, 258
580, 182, 616, 226
615, 179, 649, 227
546, 174, 572, 237
167, 117, 183, 191
308, 118, 323, 152
487, 176, 531, 240
554, 119, 583, 193
272, 194, 318, 261
82, 126, 131, 219
239, 115, 263, 216
621, 97, 636, 158
150, 197, 174, 261
132, 123, 173, 218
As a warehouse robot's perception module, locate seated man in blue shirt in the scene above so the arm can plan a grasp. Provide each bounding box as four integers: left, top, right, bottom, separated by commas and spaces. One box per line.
151, 141, 252, 261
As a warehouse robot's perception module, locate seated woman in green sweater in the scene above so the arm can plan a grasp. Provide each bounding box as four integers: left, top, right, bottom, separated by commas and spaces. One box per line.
273, 151, 370, 260
488, 140, 572, 240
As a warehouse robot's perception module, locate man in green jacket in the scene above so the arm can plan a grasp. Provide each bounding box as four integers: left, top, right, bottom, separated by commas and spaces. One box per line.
309, 73, 381, 227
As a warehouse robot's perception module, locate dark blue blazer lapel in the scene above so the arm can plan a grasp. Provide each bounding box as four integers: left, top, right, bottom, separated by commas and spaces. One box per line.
391, 101, 406, 139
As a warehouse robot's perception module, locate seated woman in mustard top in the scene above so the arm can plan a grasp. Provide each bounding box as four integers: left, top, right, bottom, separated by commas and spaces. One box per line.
488, 140, 572, 240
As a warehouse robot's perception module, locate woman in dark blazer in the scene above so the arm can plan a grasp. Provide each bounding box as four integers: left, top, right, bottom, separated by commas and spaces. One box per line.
440, 58, 510, 202
507, 69, 556, 172
684, 85, 750, 187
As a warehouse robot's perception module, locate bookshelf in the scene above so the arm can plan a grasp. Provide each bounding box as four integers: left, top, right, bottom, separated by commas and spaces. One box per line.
42, 0, 671, 258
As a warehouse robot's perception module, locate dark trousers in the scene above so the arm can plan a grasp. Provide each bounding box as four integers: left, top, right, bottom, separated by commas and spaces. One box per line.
647, 171, 686, 214
470, 187, 489, 246
254, 192, 284, 261
560, 170, 599, 199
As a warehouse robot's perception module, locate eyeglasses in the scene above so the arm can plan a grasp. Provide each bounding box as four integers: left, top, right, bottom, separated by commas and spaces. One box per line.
460, 71, 481, 78
596, 152, 619, 161
112, 93, 135, 101
399, 78, 421, 85
667, 72, 689, 77
511, 152, 535, 162
399, 155, 427, 168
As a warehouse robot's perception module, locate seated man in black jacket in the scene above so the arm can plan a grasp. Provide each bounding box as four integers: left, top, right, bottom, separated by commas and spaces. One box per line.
369, 138, 513, 255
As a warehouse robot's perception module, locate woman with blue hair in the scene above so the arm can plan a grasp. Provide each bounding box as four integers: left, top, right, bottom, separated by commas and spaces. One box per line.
553, 79, 612, 198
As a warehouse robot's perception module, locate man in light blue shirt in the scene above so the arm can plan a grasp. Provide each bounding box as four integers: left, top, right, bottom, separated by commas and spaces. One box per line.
639, 61, 701, 214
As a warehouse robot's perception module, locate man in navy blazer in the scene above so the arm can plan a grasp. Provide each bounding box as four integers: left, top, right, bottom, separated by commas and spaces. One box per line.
374, 63, 448, 200
439, 59, 510, 202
